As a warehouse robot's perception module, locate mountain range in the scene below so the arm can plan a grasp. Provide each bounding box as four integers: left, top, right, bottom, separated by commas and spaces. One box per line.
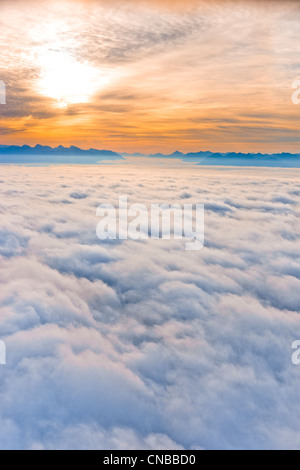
1, 145, 300, 167
122, 149, 300, 167
0, 145, 123, 164
0, 144, 120, 157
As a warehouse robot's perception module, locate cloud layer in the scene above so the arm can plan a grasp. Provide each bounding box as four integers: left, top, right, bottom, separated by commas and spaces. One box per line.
0, 163, 300, 449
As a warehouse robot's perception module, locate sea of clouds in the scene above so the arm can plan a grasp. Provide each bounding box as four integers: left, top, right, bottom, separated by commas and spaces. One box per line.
0, 162, 300, 450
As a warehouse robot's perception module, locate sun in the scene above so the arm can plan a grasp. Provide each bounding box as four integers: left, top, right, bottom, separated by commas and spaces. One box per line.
38, 51, 106, 107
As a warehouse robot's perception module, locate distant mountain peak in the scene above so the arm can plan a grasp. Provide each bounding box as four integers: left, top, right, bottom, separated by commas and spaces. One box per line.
0, 144, 121, 157
0, 144, 123, 164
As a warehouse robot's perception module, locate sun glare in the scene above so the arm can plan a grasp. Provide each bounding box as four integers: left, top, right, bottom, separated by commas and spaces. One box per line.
38, 51, 106, 107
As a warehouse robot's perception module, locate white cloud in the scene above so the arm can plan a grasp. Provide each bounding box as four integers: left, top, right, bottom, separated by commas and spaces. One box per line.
0, 163, 300, 449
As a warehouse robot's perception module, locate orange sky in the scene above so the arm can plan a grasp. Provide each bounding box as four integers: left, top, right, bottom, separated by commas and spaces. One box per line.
1, 0, 300, 154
